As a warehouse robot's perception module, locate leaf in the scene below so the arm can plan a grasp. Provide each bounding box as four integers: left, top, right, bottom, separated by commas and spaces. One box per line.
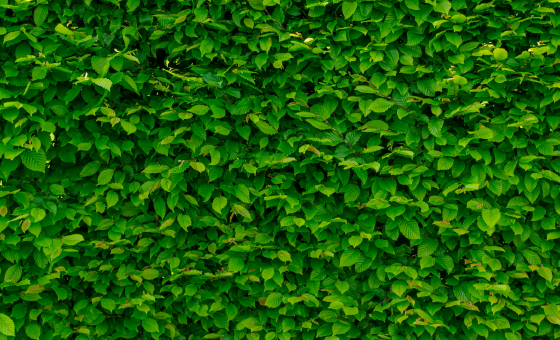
120, 120, 137, 134
177, 214, 192, 231
342, 2, 358, 19
355, 86, 377, 93
379, 178, 397, 195
21, 150, 47, 172
438, 158, 454, 170
255, 120, 277, 135
80, 161, 101, 177
428, 119, 444, 137
127, 0, 140, 11
277, 250, 292, 262
91, 78, 112, 91
399, 220, 421, 239
142, 318, 159, 333
212, 197, 227, 214
106, 191, 118, 208
3, 31, 20, 44
369, 98, 394, 113
0, 314, 15, 336
91, 56, 110, 76
4, 265, 22, 283
190, 162, 206, 172
63, 234, 84, 245
344, 185, 360, 203
101, 298, 116, 312
340, 249, 360, 267
142, 269, 160, 280
392, 280, 408, 297
482, 208, 501, 228
189, 105, 210, 116
55, 23, 73, 36
265, 292, 283, 308
98, 169, 115, 185
418, 238, 438, 257
494, 48, 508, 61
25, 323, 41, 339
228, 257, 245, 272
142, 164, 169, 174
122, 74, 139, 94
34, 6, 49, 26
306, 119, 332, 130
445, 33, 462, 48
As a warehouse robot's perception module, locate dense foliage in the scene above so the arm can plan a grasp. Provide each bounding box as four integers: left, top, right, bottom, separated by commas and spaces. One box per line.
1, 0, 560, 339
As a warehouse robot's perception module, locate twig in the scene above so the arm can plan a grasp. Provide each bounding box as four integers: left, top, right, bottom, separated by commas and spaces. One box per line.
368, 290, 391, 310
300, 102, 359, 158
257, 0, 284, 29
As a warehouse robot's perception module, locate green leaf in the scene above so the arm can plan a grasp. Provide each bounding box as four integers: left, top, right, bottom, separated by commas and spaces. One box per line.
369, 98, 394, 113
142, 269, 160, 280
399, 220, 421, 239
92, 56, 110, 76
255, 120, 277, 135
342, 2, 358, 19
190, 162, 206, 172
91, 78, 112, 91
0, 313, 15, 336
340, 249, 360, 267
344, 185, 360, 203
3, 31, 20, 44
178, 214, 192, 231
25, 323, 41, 339
98, 169, 115, 185
306, 119, 332, 130
21, 150, 47, 172
494, 48, 508, 61
418, 238, 438, 257
392, 280, 408, 297
142, 318, 159, 333
101, 298, 116, 312
265, 292, 283, 308
63, 234, 84, 245
212, 197, 227, 214
277, 250, 292, 262
228, 257, 245, 272
55, 23, 73, 36
445, 33, 462, 48
482, 208, 501, 228
106, 191, 118, 208
80, 161, 101, 177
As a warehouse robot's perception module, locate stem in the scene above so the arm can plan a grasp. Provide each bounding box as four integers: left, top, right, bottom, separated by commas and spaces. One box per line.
265, 116, 279, 134
257, 0, 284, 29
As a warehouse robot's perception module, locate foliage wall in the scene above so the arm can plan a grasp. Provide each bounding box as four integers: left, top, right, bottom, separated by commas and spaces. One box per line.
1, 0, 560, 339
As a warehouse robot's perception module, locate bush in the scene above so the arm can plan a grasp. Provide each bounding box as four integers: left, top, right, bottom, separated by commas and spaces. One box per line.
1, 0, 560, 339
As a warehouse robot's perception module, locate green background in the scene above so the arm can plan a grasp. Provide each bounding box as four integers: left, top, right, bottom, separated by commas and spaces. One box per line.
1, 0, 560, 339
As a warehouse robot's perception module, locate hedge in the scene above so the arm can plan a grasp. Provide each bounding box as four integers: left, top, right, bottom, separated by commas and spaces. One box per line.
1, 0, 560, 339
